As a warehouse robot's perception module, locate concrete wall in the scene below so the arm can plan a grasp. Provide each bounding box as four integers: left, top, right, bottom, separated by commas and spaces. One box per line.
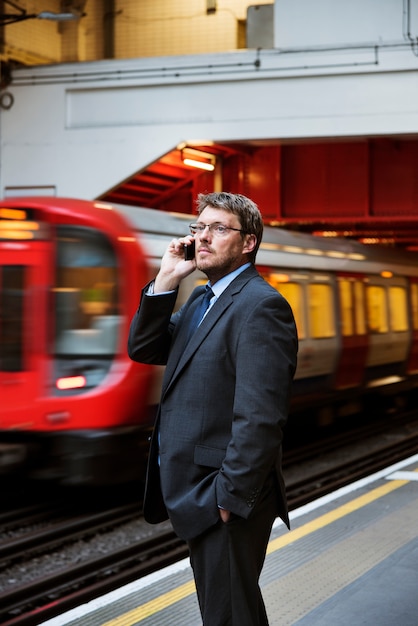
1, 0, 417, 200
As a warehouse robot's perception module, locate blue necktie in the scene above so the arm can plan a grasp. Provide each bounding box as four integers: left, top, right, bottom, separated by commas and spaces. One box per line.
188, 285, 214, 339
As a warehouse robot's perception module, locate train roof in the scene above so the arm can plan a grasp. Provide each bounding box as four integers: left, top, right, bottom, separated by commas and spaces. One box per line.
116, 204, 418, 278
2, 197, 416, 278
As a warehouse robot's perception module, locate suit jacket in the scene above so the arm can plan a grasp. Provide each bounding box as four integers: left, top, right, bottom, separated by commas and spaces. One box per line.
128, 265, 298, 541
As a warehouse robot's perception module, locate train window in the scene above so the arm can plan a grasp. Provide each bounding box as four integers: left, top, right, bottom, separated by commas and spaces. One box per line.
308, 283, 335, 338
0, 266, 24, 371
411, 283, 418, 330
261, 273, 305, 339
53, 226, 120, 359
366, 285, 388, 333
274, 282, 305, 339
389, 286, 408, 332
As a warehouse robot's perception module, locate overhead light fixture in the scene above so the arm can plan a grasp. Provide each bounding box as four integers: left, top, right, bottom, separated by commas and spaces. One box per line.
1, 1, 84, 25
181, 148, 216, 172
37, 11, 83, 21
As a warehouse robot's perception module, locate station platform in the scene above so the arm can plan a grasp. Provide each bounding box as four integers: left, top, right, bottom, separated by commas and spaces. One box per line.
41, 453, 418, 626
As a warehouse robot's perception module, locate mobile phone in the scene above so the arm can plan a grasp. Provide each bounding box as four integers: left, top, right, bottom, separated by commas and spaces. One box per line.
184, 240, 196, 261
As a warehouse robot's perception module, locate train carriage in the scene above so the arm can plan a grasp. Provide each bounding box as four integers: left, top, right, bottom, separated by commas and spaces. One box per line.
1, 197, 418, 484
0, 198, 153, 483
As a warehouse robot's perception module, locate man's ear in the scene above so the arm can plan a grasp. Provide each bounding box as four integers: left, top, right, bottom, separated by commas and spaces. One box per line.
243, 233, 257, 255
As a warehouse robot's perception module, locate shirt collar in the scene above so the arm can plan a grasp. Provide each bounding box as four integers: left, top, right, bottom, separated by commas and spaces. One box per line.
208, 262, 251, 299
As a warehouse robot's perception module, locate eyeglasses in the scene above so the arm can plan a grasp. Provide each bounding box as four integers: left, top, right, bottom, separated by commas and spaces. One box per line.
189, 222, 246, 237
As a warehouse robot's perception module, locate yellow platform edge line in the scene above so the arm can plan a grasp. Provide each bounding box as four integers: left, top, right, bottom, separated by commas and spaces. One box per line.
102, 476, 411, 626
267, 477, 408, 554
101, 580, 196, 626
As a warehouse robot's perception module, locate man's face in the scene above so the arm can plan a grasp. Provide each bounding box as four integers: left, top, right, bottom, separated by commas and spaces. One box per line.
195, 206, 256, 283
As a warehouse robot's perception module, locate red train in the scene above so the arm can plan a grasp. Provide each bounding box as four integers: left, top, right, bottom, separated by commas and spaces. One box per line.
1, 197, 418, 485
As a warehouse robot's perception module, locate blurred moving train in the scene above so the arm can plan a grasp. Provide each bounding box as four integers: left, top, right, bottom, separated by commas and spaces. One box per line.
1, 196, 418, 485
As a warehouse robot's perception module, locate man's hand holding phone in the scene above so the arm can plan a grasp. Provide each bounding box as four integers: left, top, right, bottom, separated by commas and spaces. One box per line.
154, 235, 196, 293
184, 239, 196, 261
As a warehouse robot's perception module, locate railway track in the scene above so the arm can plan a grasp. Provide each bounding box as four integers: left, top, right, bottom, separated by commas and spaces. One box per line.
284, 412, 418, 510
1, 414, 418, 626
0, 503, 141, 562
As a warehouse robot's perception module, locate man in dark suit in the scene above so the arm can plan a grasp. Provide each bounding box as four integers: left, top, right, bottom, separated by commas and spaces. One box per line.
128, 192, 298, 626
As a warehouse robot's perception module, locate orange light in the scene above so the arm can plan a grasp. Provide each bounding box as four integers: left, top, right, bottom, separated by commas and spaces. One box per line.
0, 220, 39, 240
380, 270, 393, 278
0, 229, 34, 240
0, 220, 38, 230
0, 207, 27, 220
118, 236, 136, 242
181, 148, 216, 171
56, 375, 86, 390
270, 273, 290, 283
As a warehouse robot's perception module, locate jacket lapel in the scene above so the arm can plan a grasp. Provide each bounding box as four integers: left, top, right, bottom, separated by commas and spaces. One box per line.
161, 266, 258, 398
161, 292, 231, 398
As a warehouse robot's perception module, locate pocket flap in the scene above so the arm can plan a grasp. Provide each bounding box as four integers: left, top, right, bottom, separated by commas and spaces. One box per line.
194, 444, 226, 468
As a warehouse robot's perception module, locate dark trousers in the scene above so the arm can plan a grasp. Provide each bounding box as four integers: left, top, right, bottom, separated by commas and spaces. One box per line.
188, 475, 277, 626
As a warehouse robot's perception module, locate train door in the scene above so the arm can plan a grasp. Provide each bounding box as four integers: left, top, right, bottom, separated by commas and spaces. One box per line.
300, 273, 339, 384
364, 274, 410, 381
0, 242, 52, 425
406, 278, 418, 374
261, 269, 339, 394
333, 274, 368, 388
